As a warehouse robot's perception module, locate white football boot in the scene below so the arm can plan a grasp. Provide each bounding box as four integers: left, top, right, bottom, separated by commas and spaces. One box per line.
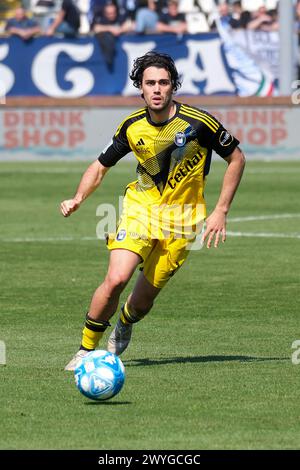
107, 319, 132, 356
64, 349, 91, 371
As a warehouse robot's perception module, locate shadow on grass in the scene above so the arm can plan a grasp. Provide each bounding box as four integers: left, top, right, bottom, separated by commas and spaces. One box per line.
85, 401, 132, 406
125, 355, 289, 367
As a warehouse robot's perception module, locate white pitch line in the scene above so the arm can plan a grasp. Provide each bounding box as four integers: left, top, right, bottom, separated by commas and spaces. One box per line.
0, 168, 85, 174
227, 231, 300, 239
1, 232, 300, 243
246, 168, 300, 174
229, 213, 300, 222
1, 214, 300, 243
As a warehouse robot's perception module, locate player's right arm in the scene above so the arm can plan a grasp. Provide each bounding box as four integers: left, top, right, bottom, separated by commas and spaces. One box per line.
60, 118, 131, 217
60, 161, 109, 217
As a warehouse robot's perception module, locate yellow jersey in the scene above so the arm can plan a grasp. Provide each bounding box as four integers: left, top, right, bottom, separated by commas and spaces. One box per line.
98, 101, 239, 237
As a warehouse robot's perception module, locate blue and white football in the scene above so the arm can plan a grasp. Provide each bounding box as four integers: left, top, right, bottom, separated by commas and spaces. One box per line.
74, 350, 125, 401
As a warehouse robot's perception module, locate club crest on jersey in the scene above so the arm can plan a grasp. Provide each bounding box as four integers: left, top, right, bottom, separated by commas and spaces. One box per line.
174, 132, 186, 147
219, 131, 233, 146
116, 229, 126, 241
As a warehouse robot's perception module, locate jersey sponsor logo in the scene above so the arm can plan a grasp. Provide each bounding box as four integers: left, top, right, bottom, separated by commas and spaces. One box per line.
167, 153, 201, 189
219, 130, 233, 146
116, 229, 126, 241
174, 132, 186, 147
129, 231, 148, 240
136, 138, 145, 146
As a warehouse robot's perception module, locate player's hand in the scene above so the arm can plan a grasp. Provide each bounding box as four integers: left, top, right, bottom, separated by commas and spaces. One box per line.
202, 209, 227, 248
60, 199, 81, 217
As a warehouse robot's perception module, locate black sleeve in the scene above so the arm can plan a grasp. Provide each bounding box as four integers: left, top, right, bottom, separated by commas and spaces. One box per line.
210, 125, 240, 158
197, 111, 240, 159
98, 121, 131, 167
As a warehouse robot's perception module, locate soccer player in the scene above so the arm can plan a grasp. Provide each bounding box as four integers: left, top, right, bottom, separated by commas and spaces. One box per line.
61, 51, 245, 370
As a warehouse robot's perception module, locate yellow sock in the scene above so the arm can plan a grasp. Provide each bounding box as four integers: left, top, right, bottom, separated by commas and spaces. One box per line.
80, 315, 110, 350
120, 302, 145, 324
81, 327, 104, 350
120, 302, 134, 324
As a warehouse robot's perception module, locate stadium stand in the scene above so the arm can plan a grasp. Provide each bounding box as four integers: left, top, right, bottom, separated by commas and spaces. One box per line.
29, 1, 60, 29
156, 0, 188, 35
0, 0, 21, 32
1, 0, 289, 36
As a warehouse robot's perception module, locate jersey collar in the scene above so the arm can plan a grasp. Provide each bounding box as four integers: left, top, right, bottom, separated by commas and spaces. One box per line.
146, 101, 180, 127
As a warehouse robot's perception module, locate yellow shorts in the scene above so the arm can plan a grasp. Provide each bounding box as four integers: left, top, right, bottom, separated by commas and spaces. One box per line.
106, 182, 204, 288
107, 230, 191, 289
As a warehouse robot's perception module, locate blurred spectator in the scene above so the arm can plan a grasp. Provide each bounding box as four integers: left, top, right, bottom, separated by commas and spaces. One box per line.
46, 0, 80, 37
5, 6, 41, 40
210, 3, 232, 31
109, 0, 137, 20
89, 0, 136, 25
267, 7, 279, 29
88, 0, 108, 24
229, 1, 251, 29
246, 5, 278, 31
122, 0, 137, 20
93, 2, 133, 70
92, 1, 132, 31
135, 0, 158, 34
156, 0, 187, 35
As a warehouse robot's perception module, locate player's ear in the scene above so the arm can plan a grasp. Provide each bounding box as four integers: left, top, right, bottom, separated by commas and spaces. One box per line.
139, 83, 144, 100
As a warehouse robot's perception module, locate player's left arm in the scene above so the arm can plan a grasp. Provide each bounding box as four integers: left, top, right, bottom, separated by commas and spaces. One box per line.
202, 146, 246, 248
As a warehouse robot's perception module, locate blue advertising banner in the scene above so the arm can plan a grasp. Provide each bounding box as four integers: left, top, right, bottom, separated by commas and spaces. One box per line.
0, 32, 278, 98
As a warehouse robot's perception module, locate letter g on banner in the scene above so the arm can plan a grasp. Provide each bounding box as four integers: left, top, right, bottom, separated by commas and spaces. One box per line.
32, 43, 94, 98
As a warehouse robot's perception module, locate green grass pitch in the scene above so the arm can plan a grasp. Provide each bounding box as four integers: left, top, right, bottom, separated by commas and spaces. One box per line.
0, 160, 299, 450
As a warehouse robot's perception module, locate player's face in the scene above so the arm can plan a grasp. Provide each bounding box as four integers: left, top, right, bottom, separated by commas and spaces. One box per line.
141, 67, 174, 114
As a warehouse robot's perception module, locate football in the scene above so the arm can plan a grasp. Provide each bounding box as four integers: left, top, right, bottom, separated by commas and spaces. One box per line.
74, 350, 125, 401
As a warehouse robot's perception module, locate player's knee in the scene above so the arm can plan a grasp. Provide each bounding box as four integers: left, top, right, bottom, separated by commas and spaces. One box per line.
104, 272, 128, 295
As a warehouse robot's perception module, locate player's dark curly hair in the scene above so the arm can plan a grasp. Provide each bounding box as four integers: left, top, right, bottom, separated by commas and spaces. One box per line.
130, 51, 182, 92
